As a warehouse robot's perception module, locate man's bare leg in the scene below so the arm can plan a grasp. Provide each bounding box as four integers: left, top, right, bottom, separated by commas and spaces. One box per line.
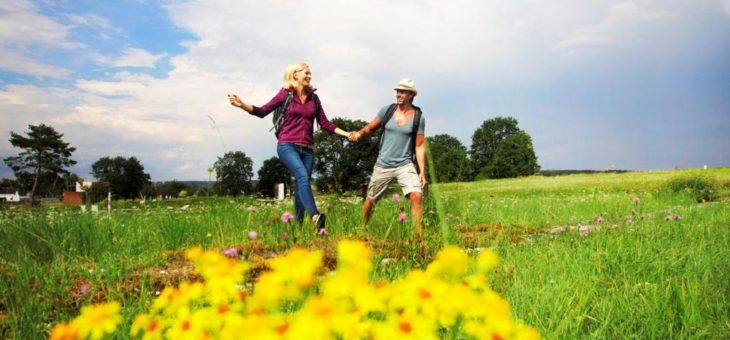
363, 197, 376, 226
409, 192, 423, 237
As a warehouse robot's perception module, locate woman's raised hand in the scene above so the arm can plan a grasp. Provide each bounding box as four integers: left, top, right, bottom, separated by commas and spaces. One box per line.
227, 94, 243, 108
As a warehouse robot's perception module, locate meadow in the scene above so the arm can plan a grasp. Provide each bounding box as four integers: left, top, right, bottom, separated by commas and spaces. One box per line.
1, 168, 728, 339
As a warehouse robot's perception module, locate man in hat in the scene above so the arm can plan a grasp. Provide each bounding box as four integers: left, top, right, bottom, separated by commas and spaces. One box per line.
349, 78, 427, 236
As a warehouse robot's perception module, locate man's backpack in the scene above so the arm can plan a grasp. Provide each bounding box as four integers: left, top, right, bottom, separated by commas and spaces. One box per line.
378, 104, 423, 171
270, 91, 322, 137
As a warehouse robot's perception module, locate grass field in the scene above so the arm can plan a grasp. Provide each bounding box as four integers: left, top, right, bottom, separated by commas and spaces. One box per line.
1, 168, 728, 339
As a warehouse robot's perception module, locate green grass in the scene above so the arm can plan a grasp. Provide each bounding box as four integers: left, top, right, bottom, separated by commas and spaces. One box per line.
1, 168, 729, 339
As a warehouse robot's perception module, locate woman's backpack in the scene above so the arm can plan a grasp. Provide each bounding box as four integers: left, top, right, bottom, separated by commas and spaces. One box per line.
270, 92, 322, 137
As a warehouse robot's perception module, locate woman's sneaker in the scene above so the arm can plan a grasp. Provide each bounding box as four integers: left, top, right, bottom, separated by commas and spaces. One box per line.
315, 214, 327, 235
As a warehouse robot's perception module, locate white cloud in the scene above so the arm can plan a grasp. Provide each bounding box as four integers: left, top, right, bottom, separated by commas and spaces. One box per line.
0, 49, 70, 78
65, 13, 123, 35
0, 0, 70, 45
553, 1, 674, 53
76, 79, 147, 96
110, 48, 166, 68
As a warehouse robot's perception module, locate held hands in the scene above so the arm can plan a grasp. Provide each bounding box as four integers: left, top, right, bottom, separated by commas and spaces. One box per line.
347, 131, 362, 142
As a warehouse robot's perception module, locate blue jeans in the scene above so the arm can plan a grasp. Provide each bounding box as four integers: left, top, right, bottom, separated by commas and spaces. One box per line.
277, 143, 318, 222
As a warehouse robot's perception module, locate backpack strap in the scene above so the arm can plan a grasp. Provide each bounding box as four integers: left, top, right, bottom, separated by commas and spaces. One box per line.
410, 106, 423, 173
312, 92, 323, 129
272, 91, 294, 137
377, 104, 398, 150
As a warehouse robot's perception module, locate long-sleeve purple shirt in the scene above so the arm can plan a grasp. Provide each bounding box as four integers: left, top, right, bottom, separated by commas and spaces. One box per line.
251, 88, 338, 145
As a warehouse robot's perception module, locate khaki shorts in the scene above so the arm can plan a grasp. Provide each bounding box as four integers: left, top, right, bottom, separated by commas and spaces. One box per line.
366, 163, 422, 201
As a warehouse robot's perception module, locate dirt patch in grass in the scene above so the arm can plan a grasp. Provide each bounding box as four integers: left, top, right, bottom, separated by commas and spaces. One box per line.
452, 223, 542, 246
64, 230, 501, 307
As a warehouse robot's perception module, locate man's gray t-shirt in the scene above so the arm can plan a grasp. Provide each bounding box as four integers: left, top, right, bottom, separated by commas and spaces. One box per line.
375, 105, 426, 168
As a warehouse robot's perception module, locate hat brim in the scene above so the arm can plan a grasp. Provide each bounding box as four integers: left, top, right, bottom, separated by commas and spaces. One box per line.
393, 86, 417, 95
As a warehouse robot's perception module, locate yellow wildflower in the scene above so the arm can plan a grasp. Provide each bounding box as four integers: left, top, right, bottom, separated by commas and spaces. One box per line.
130, 313, 164, 340
71, 301, 121, 340
475, 248, 500, 273
152, 282, 205, 316
49, 322, 79, 340
372, 313, 437, 340
337, 239, 372, 274
426, 246, 469, 280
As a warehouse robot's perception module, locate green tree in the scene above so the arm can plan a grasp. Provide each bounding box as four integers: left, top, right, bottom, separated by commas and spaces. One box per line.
469, 117, 520, 178
256, 157, 290, 197
87, 181, 111, 204
484, 131, 540, 178
426, 134, 471, 183
313, 118, 378, 193
0, 178, 18, 191
155, 180, 194, 198
3, 124, 77, 205
91, 156, 151, 199
470, 117, 539, 179
214, 151, 253, 196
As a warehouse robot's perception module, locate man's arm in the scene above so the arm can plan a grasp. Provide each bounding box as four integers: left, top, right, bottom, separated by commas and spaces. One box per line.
415, 134, 427, 186
350, 118, 381, 141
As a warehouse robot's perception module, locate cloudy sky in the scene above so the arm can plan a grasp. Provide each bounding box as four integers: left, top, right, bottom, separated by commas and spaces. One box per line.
1, 0, 729, 181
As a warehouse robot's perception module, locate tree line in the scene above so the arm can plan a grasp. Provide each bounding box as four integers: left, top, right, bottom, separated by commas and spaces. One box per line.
2, 117, 539, 203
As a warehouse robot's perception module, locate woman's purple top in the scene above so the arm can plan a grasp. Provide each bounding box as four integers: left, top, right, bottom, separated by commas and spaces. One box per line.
251, 88, 338, 145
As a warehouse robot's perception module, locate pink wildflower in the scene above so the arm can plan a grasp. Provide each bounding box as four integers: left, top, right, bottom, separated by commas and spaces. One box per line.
248, 205, 257, 213
248, 230, 258, 239
281, 212, 293, 223
223, 248, 238, 258
398, 213, 407, 223
392, 193, 401, 202
317, 228, 327, 236
633, 197, 641, 204
78, 283, 91, 296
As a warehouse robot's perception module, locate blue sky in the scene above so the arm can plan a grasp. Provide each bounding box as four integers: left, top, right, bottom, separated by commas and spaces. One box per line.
1, 0, 729, 181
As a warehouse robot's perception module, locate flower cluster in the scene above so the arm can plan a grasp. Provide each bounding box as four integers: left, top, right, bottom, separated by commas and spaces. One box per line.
51, 240, 539, 339
50, 302, 121, 340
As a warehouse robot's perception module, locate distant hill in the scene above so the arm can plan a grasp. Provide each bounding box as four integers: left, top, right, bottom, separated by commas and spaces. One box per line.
540, 169, 631, 177
154, 181, 212, 188
154, 180, 260, 188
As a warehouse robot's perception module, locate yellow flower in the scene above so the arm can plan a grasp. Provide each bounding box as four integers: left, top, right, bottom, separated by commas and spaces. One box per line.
337, 239, 372, 274
287, 296, 337, 340
268, 248, 323, 289
372, 313, 437, 340
475, 248, 500, 273
130, 313, 164, 340
57, 240, 539, 340
426, 246, 469, 280
164, 308, 209, 340
50, 322, 79, 340
152, 282, 205, 315
71, 301, 121, 340
514, 323, 541, 340
248, 248, 323, 311
184, 247, 203, 261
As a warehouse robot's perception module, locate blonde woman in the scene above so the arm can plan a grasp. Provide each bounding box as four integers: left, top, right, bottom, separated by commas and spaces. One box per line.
228, 63, 350, 234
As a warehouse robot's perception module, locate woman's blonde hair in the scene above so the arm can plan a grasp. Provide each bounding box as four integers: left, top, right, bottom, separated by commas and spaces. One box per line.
283, 62, 313, 91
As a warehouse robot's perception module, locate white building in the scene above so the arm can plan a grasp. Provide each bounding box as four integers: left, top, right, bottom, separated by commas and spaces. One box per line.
0, 190, 21, 202
75, 181, 94, 192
